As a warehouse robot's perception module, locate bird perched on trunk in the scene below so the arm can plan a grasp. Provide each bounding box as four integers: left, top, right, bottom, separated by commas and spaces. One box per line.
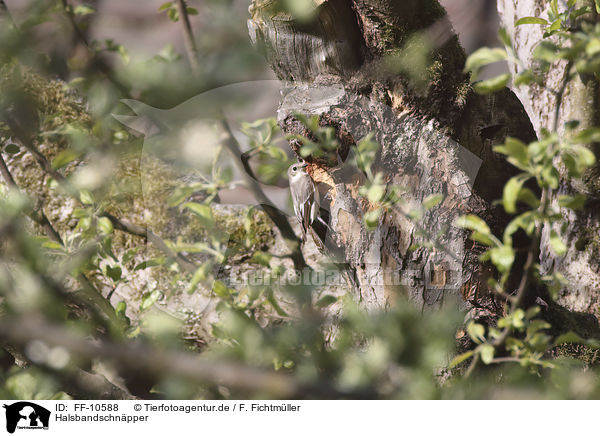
288, 161, 324, 250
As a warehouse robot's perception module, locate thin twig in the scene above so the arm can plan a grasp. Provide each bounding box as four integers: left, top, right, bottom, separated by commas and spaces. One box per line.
2, 119, 200, 275
175, 0, 200, 73
171, 4, 308, 270
59, 0, 131, 97
219, 118, 309, 271
0, 194, 124, 334
0, 153, 63, 244
465, 61, 574, 378
100, 212, 198, 274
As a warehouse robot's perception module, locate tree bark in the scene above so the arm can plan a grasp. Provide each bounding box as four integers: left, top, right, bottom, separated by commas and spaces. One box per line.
248, 0, 537, 316
498, 0, 600, 315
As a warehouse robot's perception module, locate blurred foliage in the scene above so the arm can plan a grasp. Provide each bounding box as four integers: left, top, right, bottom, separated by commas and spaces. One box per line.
1, 0, 600, 402
460, 1, 600, 377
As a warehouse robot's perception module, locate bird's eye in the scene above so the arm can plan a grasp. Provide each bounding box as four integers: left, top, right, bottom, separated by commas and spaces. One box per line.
292, 166, 297, 171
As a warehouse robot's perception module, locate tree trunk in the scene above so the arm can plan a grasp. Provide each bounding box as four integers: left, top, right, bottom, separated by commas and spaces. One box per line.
497, 0, 600, 314
248, 0, 537, 317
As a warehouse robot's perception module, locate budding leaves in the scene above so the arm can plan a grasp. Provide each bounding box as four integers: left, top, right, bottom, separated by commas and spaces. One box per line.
516, 17, 549, 26
141, 290, 162, 311
503, 174, 531, 214
465, 48, 507, 80
488, 245, 515, 274
549, 230, 568, 256
474, 74, 511, 94
455, 215, 496, 247
479, 344, 495, 365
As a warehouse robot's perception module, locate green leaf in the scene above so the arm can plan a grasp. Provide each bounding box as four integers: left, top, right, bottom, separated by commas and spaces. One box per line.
495, 137, 529, 170
449, 350, 474, 368
455, 215, 492, 235
596, 0, 600, 14
465, 48, 507, 78
167, 7, 179, 21
545, 19, 563, 38
122, 247, 140, 264
134, 258, 165, 271
512, 309, 526, 328
367, 184, 386, 203
158, 2, 173, 12
457, 214, 497, 246
78, 216, 91, 231
187, 262, 212, 294
474, 74, 511, 94
186, 7, 198, 15
97, 217, 114, 235
550, 230, 568, 256
51, 149, 79, 169
541, 165, 560, 189
515, 17, 549, 26
479, 344, 495, 364
573, 145, 596, 167
250, 251, 272, 267
503, 175, 530, 214
183, 202, 215, 229
467, 322, 486, 344
527, 319, 552, 336
80, 190, 95, 206
558, 194, 586, 210
71, 207, 88, 219
514, 70, 534, 86
73, 5, 96, 16
534, 41, 560, 63
105, 265, 122, 282
115, 301, 127, 317
364, 208, 382, 230
551, 0, 559, 17
586, 39, 600, 57
526, 306, 541, 320
140, 290, 162, 311
316, 295, 338, 308
118, 45, 130, 65
422, 194, 443, 210
470, 231, 495, 246
498, 28, 512, 48
517, 188, 540, 209
572, 127, 600, 144
212, 280, 231, 299
42, 240, 64, 250
489, 245, 515, 273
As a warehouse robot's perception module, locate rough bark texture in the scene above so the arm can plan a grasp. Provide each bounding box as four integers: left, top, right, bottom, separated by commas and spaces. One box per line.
498, 0, 600, 316
248, 0, 536, 315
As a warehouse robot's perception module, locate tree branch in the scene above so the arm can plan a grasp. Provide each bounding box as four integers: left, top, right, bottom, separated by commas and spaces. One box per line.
0, 0, 16, 27
59, 0, 132, 97
2, 119, 200, 276
0, 315, 376, 399
0, 152, 63, 244
100, 212, 199, 274
219, 119, 309, 270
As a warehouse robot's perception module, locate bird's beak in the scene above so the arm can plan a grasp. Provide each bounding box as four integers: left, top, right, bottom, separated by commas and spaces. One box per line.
300, 163, 308, 169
